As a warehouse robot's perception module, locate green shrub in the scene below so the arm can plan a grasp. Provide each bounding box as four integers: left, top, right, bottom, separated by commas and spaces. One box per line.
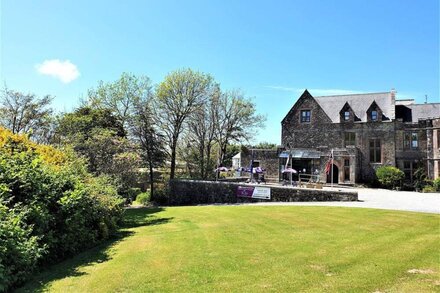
135, 191, 151, 205
151, 187, 169, 205
0, 204, 44, 292
120, 187, 142, 204
413, 167, 427, 191
375, 166, 404, 190
0, 128, 124, 290
433, 178, 440, 192
422, 185, 436, 193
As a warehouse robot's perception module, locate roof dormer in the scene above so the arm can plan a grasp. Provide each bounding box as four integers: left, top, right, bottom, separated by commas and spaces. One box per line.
339, 102, 359, 123
366, 101, 383, 122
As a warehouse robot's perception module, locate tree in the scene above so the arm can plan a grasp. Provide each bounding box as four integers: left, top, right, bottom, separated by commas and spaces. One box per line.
131, 96, 166, 197
253, 141, 277, 149
214, 90, 265, 168
156, 68, 215, 179
0, 87, 53, 142
185, 85, 220, 179
57, 106, 140, 195
88, 73, 152, 130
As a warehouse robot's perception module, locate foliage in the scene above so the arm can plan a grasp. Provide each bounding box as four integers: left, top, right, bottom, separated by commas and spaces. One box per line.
156, 68, 216, 179
413, 167, 427, 191
375, 166, 404, 189
57, 106, 140, 197
135, 191, 151, 205
0, 127, 66, 166
253, 141, 277, 149
0, 204, 44, 292
0, 127, 124, 291
130, 96, 167, 197
433, 178, 440, 192
88, 72, 152, 130
0, 87, 54, 143
150, 186, 169, 206
214, 90, 266, 167
421, 185, 436, 193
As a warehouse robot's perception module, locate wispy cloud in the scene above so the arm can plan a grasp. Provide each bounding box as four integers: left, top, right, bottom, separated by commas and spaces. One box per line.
264, 85, 297, 92
35, 59, 80, 83
264, 86, 362, 96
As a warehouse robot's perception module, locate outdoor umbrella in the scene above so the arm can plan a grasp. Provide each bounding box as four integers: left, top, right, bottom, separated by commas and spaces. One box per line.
282, 168, 297, 174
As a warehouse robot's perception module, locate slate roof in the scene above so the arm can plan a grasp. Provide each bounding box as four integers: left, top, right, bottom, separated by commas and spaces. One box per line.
314, 92, 394, 123
406, 103, 440, 122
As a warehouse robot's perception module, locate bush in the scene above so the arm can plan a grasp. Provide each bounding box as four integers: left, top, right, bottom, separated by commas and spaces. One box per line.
0, 127, 124, 291
135, 191, 151, 205
150, 187, 169, 206
121, 187, 142, 204
376, 166, 404, 190
433, 178, 440, 192
0, 204, 44, 292
422, 185, 436, 193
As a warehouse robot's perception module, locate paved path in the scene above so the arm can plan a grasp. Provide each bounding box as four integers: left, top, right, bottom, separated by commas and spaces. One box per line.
246, 187, 440, 214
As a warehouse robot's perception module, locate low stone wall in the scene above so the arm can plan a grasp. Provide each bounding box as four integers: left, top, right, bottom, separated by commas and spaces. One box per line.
168, 179, 358, 205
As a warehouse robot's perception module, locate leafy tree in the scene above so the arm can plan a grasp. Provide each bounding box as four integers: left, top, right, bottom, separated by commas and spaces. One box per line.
131, 97, 166, 197
0, 87, 53, 143
214, 90, 265, 167
185, 85, 220, 179
88, 73, 152, 130
156, 68, 215, 179
253, 141, 277, 149
57, 106, 139, 195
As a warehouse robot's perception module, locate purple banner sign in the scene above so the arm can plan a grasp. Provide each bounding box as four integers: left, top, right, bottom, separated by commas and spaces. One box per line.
237, 186, 254, 198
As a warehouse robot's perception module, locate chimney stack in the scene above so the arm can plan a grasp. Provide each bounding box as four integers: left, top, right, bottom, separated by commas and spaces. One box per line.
390, 88, 396, 100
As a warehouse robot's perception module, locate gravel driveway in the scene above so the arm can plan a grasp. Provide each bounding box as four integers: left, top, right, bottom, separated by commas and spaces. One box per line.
248, 187, 440, 214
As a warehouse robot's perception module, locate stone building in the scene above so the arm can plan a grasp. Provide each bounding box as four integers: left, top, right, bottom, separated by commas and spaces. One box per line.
279, 89, 440, 184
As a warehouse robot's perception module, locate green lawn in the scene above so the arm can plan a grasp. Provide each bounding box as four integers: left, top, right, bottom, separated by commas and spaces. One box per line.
18, 206, 439, 292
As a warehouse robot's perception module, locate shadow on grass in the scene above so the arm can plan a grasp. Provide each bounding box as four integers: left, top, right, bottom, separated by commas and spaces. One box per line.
16, 207, 171, 293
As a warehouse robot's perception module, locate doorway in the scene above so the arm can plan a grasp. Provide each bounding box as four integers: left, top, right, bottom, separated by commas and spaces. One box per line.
326, 164, 339, 183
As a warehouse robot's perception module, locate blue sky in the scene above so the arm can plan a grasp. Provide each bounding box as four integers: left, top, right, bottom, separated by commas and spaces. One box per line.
1, 0, 439, 144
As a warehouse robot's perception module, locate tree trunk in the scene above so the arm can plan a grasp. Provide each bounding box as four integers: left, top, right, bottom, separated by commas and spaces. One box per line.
206, 144, 212, 179
199, 146, 205, 179
148, 159, 154, 199
170, 140, 177, 180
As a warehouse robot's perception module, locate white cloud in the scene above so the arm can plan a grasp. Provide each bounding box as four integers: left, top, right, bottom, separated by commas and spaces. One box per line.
264, 86, 362, 96
36, 59, 80, 83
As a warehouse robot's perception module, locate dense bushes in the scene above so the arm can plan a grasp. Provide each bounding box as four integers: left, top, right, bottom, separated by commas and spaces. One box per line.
135, 191, 151, 205
433, 178, 440, 192
0, 128, 124, 291
375, 166, 404, 190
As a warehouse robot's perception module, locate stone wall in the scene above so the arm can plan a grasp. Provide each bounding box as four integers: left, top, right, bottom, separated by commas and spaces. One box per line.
167, 179, 358, 205
240, 149, 279, 178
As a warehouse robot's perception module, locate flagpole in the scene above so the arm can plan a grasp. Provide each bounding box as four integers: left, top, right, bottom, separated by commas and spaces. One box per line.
331, 148, 334, 188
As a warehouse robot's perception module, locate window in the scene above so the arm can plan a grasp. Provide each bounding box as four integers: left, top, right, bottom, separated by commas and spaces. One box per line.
371, 110, 378, 121
345, 132, 356, 146
402, 161, 419, 182
411, 132, 418, 149
404, 132, 418, 150
300, 110, 311, 123
344, 159, 350, 181
344, 111, 350, 121
369, 139, 381, 163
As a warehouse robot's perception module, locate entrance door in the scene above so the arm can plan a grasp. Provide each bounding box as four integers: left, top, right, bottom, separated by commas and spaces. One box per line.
326, 164, 339, 183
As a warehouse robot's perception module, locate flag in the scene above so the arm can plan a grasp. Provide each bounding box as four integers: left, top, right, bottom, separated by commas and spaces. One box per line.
324, 152, 333, 175
325, 159, 332, 175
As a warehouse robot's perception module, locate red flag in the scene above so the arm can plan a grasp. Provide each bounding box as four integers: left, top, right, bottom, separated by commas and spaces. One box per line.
325, 160, 332, 175
324, 152, 333, 175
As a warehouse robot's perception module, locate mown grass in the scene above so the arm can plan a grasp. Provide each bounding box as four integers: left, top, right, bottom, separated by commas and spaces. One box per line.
18, 206, 439, 292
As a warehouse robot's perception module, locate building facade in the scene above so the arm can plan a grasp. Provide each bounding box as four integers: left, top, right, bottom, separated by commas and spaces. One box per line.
278, 89, 440, 184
